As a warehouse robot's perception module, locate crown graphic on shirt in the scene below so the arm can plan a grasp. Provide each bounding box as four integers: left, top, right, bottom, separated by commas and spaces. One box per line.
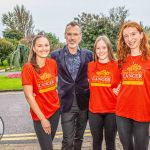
96, 70, 110, 76
127, 64, 141, 72
40, 73, 52, 80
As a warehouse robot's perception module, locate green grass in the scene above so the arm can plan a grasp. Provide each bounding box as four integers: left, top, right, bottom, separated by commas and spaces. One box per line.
0, 75, 22, 91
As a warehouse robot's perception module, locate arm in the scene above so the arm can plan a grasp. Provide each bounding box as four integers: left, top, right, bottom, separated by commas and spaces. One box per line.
23, 85, 51, 134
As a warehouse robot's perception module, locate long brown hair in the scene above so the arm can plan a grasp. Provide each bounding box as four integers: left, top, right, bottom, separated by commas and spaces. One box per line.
93, 35, 115, 61
117, 21, 150, 68
28, 34, 50, 73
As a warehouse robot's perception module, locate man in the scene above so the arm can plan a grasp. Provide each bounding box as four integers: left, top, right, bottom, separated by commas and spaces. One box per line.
51, 21, 93, 150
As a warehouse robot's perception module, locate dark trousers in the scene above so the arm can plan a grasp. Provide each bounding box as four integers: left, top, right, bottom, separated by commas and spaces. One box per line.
33, 110, 60, 150
116, 116, 149, 150
61, 109, 88, 150
89, 112, 117, 150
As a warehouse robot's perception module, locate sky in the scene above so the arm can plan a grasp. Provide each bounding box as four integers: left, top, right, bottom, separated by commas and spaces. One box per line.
0, 0, 150, 42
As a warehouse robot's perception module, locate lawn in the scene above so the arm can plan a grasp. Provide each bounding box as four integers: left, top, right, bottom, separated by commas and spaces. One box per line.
0, 75, 22, 91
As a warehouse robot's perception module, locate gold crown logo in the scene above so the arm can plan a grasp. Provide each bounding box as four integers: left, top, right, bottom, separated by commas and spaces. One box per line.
96, 70, 110, 75
40, 73, 51, 80
127, 64, 141, 71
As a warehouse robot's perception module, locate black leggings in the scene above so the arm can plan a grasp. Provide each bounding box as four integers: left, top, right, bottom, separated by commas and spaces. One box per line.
33, 110, 60, 150
89, 112, 117, 150
116, 116, 149, 150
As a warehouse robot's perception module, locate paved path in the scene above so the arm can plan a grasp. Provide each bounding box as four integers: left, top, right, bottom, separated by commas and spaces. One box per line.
0, 135, 123, 150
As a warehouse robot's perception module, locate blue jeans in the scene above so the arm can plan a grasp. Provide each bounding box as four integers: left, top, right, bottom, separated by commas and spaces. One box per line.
61, 109, 88, 150
116, 116, 149, 150
89, 112, 117, 150
33, 110, 60, 150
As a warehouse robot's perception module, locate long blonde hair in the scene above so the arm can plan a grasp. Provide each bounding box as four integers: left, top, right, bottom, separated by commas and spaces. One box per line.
93, 35, 115, 61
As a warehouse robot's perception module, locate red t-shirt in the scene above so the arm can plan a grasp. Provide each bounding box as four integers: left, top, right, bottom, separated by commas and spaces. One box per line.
22, 58, 60, 121
88, 61, 120, 113
116, 55, 150, 122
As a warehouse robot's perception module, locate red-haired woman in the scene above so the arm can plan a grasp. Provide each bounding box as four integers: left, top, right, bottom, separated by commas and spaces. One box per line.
116, 21, 150, 150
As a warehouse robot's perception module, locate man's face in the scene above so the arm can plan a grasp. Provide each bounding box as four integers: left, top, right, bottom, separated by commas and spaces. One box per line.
65, 25, 82, 50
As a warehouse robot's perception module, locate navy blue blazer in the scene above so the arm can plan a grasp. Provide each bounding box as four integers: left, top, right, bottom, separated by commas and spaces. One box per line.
51, 46, 93, 113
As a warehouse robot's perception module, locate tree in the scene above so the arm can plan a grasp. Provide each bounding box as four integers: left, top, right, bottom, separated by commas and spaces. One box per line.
10, 32, 64, 67
8, 44, 29, 67
45, 32, 64, 50
139, 22, 150, 44
144, 26, 150, 44
3, 29, 24, 40
74, 6, 129, 50
2, 5, 34, 36
0, 38, 15, 65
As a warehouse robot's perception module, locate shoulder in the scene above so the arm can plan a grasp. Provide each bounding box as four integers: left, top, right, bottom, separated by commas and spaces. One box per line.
111, 60, 118, 65
81, 48, 94, 61
22, 62, 32, 70
109, 60, 120, 72
109, 60, 118, 68
50, 48, 62, 58
88, 61, 95, 66
46, 58, 57, 66
88, 61, 96, 71
22, 62, 34, 75
81, 48, 93, 55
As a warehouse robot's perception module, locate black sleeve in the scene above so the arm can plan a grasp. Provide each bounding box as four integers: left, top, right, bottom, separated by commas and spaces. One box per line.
50, 51, 56, 60
90, 51, 94, 61
50, 49, 61, 61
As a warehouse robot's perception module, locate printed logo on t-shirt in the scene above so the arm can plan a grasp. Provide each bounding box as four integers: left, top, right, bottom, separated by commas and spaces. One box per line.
122, 64, 144, 85
38, 73, 56, 93
91, 70, 112, 87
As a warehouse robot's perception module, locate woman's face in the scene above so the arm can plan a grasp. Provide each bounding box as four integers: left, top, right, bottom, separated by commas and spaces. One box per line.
95, 40, 109, 63
33, 37, 50, 58
123, 27, 143, 50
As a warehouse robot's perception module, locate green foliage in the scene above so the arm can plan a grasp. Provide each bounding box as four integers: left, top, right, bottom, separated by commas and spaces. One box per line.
138, 22, 150, 44
8, 44, 29, 67
5, 38, 19, 50
3, 29, 24, 40
45, 32, 64, 50
0, 38, 15, 65
0, 60, 8, 67
74, 6, 129, 50
2, 5, 34, 36
46, 32, 59, 45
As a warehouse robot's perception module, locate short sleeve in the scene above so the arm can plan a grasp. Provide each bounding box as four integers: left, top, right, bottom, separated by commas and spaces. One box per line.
21, 63, 33, 85
88, 62, 93, 79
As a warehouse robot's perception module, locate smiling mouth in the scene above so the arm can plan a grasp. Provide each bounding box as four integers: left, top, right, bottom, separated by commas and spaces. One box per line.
69, 42, 76, 44
128, 41, 136, 46
40, 51, 49, 53
99, 53, 105, 56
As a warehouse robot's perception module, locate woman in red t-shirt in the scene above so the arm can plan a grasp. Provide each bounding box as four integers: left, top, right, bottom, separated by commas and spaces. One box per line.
88, 35, 120, 150
22, 33, 60, 150
116, 21, 150, 150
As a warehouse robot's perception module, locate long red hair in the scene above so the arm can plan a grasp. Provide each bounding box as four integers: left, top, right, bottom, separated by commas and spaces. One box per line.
117, 21, 150, 68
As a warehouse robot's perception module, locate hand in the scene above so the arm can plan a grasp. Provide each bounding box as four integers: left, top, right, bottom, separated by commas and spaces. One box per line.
41, 118, 51, 135
112, 84, 121, 96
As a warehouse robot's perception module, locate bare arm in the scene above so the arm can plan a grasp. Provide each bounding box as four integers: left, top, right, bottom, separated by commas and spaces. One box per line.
23, 85, 51, 134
